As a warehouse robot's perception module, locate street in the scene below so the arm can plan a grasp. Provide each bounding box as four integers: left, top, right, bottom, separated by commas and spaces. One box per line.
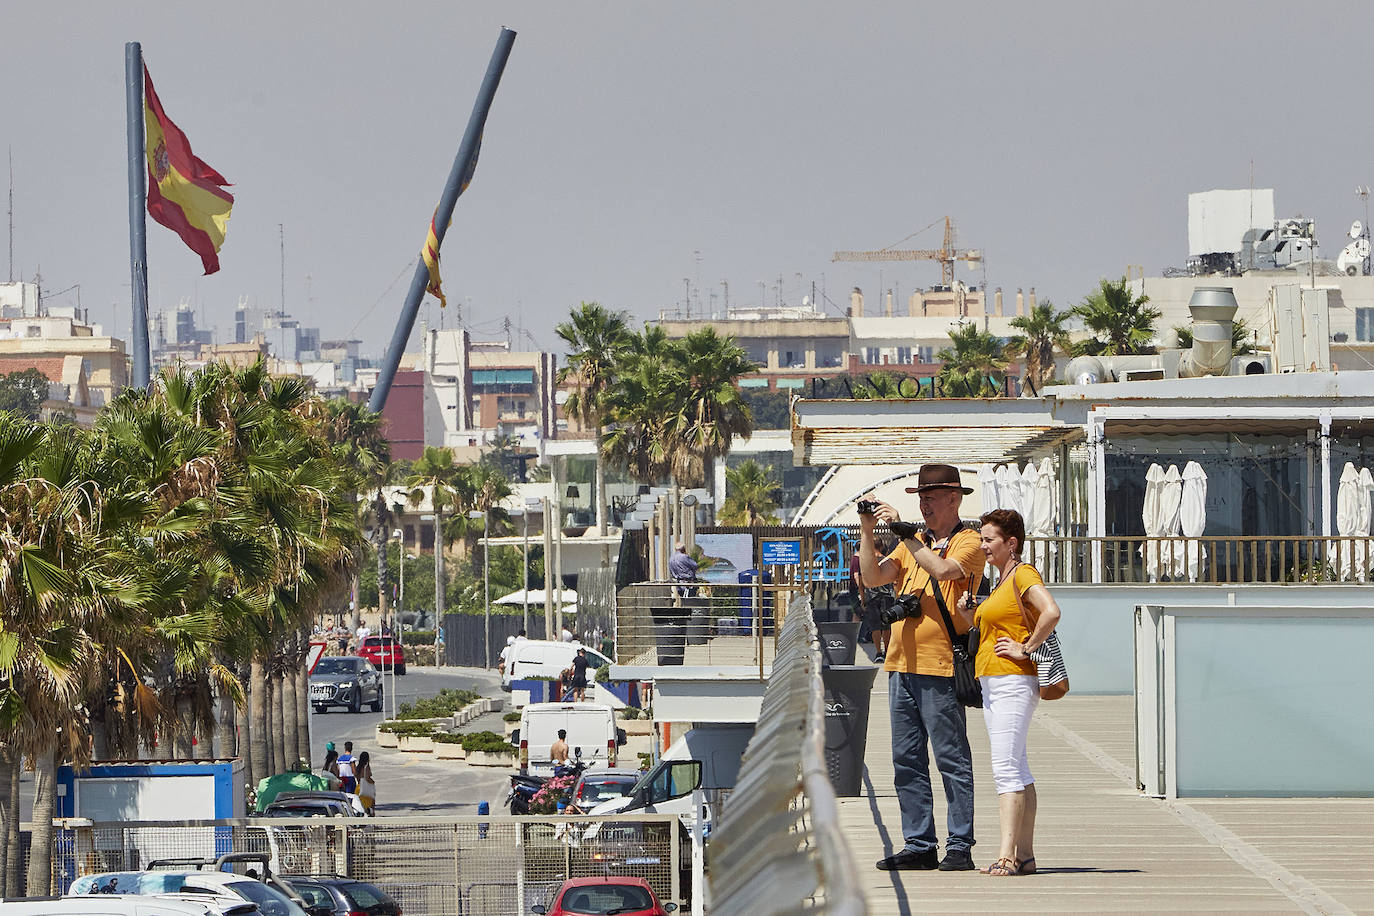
309, 664, 514, 817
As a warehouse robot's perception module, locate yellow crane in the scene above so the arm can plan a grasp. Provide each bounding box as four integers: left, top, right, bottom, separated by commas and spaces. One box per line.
833, 215, 982, 288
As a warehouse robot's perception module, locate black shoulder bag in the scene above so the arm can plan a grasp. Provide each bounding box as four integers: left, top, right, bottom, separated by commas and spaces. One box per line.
925, 529, 983, 709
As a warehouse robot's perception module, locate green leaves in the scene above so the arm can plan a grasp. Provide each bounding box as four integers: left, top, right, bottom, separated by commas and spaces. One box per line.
1071, 277, 1162, 357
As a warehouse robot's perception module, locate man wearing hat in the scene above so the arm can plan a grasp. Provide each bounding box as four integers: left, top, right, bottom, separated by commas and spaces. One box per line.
858, 463, 982, 872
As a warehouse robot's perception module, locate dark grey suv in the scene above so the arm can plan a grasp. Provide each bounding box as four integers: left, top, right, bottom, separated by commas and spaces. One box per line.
309, 656, 382, 713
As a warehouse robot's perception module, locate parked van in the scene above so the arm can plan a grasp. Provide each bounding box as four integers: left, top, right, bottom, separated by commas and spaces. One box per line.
502, 640, 613, 691
586, 723, 755, 819
513, 702, 626, 776
0, 895, 255, 914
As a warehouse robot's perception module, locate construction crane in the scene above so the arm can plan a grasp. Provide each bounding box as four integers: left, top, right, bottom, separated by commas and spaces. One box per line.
833, 216, 982, 288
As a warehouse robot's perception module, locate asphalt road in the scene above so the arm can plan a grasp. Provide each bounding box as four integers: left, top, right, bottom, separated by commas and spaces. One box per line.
308, 664, 515, 817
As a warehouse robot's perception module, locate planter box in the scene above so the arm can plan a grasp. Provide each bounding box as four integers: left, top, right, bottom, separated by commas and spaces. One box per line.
503, 720, 519, 737
618, 718, 653, 736
433, 743, 466, 760
398, 735, 435, 753
466, 750, 516, 767
376, 729, 400, 748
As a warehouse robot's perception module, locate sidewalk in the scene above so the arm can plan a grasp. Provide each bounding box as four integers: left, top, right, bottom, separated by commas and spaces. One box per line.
842, 672, 1374, 914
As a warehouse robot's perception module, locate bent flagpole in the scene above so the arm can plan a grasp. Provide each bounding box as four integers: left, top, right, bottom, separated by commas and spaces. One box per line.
125, 42, 151, 389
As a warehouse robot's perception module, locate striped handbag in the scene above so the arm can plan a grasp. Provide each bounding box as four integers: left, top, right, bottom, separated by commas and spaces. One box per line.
1012, 565, 1070, 701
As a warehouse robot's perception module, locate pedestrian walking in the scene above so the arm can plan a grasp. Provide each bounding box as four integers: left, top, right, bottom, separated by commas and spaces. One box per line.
355, 751, 377, 816
858, 463, 983, 872
570, 647, 590, 701
321, 748, 343, 791
955, 508, 1062, 877
336, 741, 358, 794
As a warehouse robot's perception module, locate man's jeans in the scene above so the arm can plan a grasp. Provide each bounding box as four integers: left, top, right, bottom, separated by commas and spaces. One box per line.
889, 671, 975, 854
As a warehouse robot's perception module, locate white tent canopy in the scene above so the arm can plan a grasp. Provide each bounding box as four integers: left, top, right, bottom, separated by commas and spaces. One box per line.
494, 588, 578, 610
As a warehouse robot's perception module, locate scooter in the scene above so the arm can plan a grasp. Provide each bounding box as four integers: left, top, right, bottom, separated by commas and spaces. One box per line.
505, 750, 588, 814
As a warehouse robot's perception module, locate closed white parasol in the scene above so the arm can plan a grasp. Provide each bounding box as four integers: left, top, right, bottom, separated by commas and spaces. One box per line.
1179, 461, 1208, 581
1360, 468, 1374, 582
978, 463, 1002, 512
1160, 465, 1184, 579
1029, 457, 1056, 577
1336, 463, 1362, 581
1141, 463, 1167, 581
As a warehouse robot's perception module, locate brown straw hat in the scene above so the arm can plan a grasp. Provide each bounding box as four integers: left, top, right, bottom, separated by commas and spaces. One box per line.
904, 464, 973, 494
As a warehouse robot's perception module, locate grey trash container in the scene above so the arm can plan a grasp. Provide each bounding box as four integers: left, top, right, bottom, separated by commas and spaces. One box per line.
816, 621, 860, 667
651, 604, 688, 665
821, 664, 879, 796
684, 597, 711, 646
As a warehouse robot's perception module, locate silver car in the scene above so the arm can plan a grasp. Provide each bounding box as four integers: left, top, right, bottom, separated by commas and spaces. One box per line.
309, 656, 382, 713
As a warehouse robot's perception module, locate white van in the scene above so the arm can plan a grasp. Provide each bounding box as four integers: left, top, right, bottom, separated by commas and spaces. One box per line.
587, 723, 755, 819
514, 702, 626, 776
502, 640, 612, 690
0, 896, 253, 915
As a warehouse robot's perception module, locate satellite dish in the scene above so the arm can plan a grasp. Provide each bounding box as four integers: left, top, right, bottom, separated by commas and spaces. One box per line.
802, 295, 810, 306
1352, 220, 1364, 240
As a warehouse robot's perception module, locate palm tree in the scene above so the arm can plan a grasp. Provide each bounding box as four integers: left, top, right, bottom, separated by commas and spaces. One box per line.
1071, 277, 1162, 356
719, 460, 781, 525
407, 446, 466, 630
1006, 300, 1072, 387
662, 327, 755, 490
936, 323, 1010, 397
556, 303, 631, 535
601, 325, 678, 487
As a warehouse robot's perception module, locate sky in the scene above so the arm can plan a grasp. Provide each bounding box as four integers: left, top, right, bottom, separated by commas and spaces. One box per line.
3, 1, 1371, 362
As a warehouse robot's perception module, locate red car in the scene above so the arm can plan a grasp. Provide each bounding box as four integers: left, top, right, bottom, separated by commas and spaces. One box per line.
357, 636, 407, 674
532, 876, 677, 915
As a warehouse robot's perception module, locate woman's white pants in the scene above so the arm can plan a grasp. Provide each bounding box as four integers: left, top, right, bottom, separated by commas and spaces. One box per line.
980, 674, 1039, 794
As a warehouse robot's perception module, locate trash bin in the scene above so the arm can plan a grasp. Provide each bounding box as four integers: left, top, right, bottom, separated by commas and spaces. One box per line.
651, 604, 688, 665
820, 664, 879, 797
684, 597, 711, 646
816, 621, 860, 667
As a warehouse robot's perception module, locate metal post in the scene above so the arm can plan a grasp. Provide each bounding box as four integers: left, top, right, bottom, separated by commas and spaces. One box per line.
483, 511, 492, 668
368, 29, 517, 413
124, 42, 151, 389
542, 497, 554, 639
522, 508, 531, 635
393, 544, 403, 721
434, 508, 445, 667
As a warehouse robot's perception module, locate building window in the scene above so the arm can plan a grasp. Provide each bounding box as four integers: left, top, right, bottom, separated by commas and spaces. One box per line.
863, 347, 881, 364
896, 346, 912, 364
1357, 308, 1374, 342
918, 346, 935, 363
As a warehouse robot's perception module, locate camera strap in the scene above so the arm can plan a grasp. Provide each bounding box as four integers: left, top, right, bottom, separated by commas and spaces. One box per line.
918, 528, 972, 658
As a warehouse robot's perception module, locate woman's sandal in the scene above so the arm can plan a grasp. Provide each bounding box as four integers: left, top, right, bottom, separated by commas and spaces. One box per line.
983, 857, 1019, 876
1016, 857, 1036, 875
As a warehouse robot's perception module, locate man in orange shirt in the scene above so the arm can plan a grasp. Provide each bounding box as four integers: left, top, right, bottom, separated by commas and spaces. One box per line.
859, 464, 982, 872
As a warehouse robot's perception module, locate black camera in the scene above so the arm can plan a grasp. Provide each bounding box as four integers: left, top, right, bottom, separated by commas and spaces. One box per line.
856, 499, 879, 515
887, 519, 920, 540
878, 591, 923, 628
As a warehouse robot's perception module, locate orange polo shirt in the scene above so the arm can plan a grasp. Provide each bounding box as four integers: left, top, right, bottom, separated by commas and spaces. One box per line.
882, 527, 984, 677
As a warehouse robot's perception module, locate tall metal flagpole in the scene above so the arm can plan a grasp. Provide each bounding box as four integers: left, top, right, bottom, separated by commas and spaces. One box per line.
368, 28, 517, 414
125, 42, 151, 389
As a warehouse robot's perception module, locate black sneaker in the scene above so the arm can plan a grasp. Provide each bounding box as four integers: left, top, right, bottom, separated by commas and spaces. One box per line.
938, 849, 976, 871
876, 848, 939, 871
873, 653, 886, 663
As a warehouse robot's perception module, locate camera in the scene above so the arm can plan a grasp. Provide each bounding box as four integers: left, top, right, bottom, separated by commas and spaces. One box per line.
856, 499, 879, 515
878, 591, 924, 628
887, 519, 920, 540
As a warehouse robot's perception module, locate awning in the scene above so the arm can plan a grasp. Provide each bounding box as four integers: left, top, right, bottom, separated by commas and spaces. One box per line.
791, 397, 1082, 466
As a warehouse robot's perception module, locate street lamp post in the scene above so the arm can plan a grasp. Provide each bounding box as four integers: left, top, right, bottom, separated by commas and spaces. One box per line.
392, 529, 404, 721
422, 511, 444, 669
523, 498, 539, 635
468, 509, 490, 668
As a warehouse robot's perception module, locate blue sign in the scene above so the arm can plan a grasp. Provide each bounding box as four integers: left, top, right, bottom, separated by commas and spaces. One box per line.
761, 539, 803, 565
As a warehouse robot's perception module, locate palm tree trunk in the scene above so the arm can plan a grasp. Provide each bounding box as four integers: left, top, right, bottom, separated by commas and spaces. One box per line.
296, 628, 312, 767
249, 658, 269, 784
6, 754, 21, 897
270, 666, 288, 775
90, 710, 110, 762
215, 681, 236, 760
595, 424, 608, 536
0, 746, 11, 887
282, 656, 300, 771
27, 748, 58, 897
174, 692, 194, 759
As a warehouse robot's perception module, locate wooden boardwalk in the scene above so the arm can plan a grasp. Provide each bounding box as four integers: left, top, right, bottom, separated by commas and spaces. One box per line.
839, 672, 1374, 914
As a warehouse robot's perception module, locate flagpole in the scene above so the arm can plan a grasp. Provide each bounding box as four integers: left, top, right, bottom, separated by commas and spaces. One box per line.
125, 41, 151, 389
368, 27, 516, 414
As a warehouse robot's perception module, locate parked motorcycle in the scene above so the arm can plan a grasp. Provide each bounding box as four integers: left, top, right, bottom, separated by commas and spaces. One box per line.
505, 753, 589, 815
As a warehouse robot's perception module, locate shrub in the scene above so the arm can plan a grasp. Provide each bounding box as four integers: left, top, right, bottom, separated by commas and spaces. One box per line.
460, 730, 514, 754
595, 663, 610, 684
503, 711, 522, 722
398, 688, 481, 720
637, 752, 652, 771
619, 706, 642, 720
378, 720, 440, 736
432, 732, 466, 744
528, 772, 578, 814
401, 630, 436, 646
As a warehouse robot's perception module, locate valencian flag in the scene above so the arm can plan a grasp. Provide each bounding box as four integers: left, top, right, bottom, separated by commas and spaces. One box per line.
420, 136, 483, 307
143, 65, 234, 275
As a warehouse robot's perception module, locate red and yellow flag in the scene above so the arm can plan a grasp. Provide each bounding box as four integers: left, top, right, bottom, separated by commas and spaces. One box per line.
143, 64, 234, 275
422, 213, 446, 307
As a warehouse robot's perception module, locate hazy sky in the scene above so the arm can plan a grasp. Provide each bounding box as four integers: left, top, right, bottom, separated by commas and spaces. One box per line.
4, 2, 1370, 360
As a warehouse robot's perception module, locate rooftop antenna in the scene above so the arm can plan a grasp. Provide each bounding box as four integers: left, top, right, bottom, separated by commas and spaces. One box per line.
7, 148, 12, 282
278, 224, 285, 316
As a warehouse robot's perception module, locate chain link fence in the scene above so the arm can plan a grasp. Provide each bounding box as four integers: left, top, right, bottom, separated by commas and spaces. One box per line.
50, 815, 686, 916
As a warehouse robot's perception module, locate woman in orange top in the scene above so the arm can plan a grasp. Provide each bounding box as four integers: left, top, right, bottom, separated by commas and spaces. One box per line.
956, 508, 1061, 877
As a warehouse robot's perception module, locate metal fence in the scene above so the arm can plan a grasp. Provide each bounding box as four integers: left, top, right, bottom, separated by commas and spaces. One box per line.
615, 582, 810, 670
1025, 535, 1374, 584
708, 594, 865, 915
50, 815, 686, 915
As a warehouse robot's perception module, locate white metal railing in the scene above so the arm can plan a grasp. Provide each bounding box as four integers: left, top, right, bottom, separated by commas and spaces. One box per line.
707, 594, 866, 915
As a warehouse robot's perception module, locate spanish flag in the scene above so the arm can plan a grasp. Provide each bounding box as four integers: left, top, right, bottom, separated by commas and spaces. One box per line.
422, 213, 446, 308
143, 65, 233, 275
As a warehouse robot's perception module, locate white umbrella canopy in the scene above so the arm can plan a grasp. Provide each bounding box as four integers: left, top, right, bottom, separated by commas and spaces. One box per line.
1179, 461, 1208, 581
1030, 457, 1057, 580
1141, 463, 1167, 580
978, 464, 1001, 512
493, 587, 578, 607
1336, 463, 1362, 580
1160, 465, 1184, 579
995, 464, 1016, 515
